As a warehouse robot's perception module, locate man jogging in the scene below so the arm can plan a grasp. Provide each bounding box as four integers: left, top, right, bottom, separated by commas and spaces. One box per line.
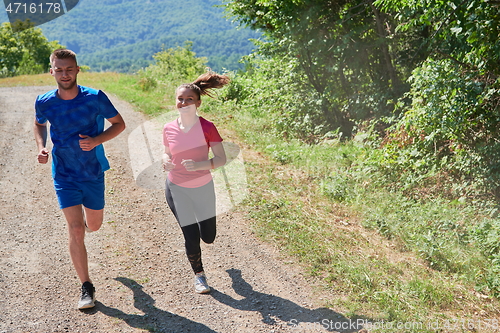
33, 49, 126, 309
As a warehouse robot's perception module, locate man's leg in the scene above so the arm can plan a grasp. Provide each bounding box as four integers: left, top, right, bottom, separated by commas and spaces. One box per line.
62, 205, 104, 282
81, 174, 105, 233
56, 177, 104, 309
62, 205, 90, 284
83, 207, 104, 232
63, 205, 102, 309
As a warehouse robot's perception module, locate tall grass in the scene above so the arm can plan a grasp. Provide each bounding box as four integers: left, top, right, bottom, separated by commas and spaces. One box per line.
233, 126, 499, 328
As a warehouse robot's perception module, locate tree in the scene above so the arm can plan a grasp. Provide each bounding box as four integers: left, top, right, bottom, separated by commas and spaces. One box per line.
149, 41, 207, 81
0, 22, 62, 77
375, 0, 500, 75
0, 23, 24, 76
377, 0, 500, 197
223, 0, 409, 138
137, 41, 208, 92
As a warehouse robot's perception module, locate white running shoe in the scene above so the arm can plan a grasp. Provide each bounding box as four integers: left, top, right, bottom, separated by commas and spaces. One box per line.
194, 272, 211, 294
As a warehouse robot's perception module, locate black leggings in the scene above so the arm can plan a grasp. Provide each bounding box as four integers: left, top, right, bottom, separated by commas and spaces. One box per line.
165, 179, 217, 274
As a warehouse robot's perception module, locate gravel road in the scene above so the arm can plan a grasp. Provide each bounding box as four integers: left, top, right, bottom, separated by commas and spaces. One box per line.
0, 86, 361, 333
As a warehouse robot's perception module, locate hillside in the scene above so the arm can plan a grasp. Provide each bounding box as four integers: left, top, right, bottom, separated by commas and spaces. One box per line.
0, 0, 260, 72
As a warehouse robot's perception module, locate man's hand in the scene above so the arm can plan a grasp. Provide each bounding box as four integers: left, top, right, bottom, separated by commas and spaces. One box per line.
37, 148, 49, 164
79, 134, 99, 151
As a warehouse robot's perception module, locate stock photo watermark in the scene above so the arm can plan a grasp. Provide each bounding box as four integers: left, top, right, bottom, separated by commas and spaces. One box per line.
289, 318, 500, 331
3, 0, 80, 31
127, 112, 248, 220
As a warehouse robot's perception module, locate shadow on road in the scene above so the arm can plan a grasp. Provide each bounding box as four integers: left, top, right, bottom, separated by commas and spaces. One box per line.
94, 277, 216, 333
211, 268, 366, 332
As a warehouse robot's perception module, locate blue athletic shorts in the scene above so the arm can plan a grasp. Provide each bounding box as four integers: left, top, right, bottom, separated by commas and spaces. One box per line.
53, 174, 105, 210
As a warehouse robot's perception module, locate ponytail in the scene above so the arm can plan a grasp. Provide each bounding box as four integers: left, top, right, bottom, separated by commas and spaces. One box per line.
178, 71, 230, 99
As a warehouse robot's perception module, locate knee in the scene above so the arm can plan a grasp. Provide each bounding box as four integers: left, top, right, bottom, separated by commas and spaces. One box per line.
84, 209, 103, 231
202, 233, 216, 244
86, 220, 102, 232
200, 218, 216, 244
68, 222, 85, 241
203, 238, 215, 245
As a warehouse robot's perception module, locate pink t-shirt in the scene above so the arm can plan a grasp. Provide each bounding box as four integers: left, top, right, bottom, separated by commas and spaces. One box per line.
163, 116, 223, 188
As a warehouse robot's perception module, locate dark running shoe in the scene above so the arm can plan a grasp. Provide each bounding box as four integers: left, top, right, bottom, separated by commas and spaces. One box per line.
84, 221, 93, 233
83, 211, 93, 233
78, 281, 95, 309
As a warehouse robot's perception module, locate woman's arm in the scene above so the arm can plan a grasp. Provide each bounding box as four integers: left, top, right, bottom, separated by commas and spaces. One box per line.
208, 141, 227, 169
162, 146, 175, 171
181, 142, 226, 172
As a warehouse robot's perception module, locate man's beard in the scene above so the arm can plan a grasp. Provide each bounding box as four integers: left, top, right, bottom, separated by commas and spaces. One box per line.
58, 79, 77, 90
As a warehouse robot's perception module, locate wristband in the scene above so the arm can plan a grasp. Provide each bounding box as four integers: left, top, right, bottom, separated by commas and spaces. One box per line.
210, 159, 215, 169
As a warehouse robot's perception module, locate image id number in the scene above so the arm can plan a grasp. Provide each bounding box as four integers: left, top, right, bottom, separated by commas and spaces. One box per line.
5, 2, 62, 14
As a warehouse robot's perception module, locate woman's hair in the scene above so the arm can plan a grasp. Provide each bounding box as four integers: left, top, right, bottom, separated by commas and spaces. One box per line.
177, 72, 230, 99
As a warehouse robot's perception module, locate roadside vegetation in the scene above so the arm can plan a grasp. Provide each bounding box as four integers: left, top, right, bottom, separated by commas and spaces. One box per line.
3, 0, 500, 330
5, 55, 499, 333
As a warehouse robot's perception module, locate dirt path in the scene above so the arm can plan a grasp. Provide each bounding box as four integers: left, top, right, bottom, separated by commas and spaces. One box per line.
0, 86, 361, 333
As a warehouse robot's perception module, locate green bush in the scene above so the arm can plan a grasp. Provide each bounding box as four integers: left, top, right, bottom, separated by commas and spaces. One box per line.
382, 58, 500, 199
320, 174, 350, 202
226, 54, 347, 143
138, 41, 207, 88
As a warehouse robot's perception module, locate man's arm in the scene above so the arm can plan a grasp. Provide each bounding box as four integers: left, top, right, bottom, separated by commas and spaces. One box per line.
79, 113, 126, 151
33, 118, 49, 164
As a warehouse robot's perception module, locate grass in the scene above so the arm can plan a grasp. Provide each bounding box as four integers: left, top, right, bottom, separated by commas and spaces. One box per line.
0, 72, 174, 116
238, 145, 495, 327
4, 72, 500, 332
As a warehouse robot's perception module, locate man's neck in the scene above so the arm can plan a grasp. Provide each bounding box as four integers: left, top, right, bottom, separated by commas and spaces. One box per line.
57, 85, 79, 100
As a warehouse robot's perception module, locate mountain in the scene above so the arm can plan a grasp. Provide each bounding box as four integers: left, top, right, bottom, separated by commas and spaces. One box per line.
1, 0, 260, 72
0, 5, 7, 23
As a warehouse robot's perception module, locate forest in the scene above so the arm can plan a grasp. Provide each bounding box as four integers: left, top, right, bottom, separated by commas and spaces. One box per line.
217, 0, 500, 300
0, 0, 260, 72
221, 0, 500, 198
37, 0, 260, 72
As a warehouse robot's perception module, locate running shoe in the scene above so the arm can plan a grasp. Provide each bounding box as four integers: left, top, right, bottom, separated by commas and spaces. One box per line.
78, 281, 96, 309
194, 272, 211, 294
84, 222, 93, 233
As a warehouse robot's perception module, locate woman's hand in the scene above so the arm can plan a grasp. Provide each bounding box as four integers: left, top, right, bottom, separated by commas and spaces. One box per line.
181, 159, 198, 172
162, 153, 176, 171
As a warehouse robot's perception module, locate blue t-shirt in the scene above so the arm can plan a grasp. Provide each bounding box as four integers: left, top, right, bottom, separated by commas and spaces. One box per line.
35, 85, 119, 181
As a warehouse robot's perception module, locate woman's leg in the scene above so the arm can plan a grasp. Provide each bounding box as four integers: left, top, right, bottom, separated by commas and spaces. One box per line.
198, 217, 216, 244
192, 180, 217, 244
166, 180, 203, 273
180, 223, 204, 273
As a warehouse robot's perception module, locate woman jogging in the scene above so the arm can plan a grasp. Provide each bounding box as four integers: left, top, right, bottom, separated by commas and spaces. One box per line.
162, 72, 229, 293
